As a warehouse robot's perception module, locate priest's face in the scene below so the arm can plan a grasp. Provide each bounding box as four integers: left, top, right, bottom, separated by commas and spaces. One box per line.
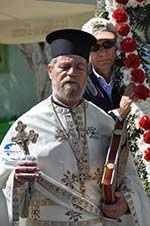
48, 55, 88, 107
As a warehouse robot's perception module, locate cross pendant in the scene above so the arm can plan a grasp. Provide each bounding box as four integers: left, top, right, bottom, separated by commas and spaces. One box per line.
11, 121, 39, 156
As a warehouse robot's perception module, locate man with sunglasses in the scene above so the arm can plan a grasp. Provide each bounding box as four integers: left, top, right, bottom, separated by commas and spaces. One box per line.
82, 17, 135, 120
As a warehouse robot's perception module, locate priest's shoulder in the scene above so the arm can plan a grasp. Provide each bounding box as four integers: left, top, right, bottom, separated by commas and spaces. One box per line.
85, 99, 111, 116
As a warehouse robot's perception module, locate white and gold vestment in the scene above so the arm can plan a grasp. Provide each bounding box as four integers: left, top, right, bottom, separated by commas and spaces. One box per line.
0, 96, 150, 226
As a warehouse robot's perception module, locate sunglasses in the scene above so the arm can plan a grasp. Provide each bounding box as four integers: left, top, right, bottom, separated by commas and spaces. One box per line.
91, 41, 115, 52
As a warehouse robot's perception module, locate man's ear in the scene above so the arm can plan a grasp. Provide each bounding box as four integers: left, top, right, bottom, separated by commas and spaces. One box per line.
47, 64, 53, 79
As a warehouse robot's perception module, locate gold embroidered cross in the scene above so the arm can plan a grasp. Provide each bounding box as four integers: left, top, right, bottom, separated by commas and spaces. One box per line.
12, 121, 39, 155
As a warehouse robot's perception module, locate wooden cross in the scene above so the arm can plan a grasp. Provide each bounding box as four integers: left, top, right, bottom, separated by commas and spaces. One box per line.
11, 121, 39, 155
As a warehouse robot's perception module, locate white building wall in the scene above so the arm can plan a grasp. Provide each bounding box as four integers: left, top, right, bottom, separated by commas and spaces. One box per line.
0, 45, 37, 119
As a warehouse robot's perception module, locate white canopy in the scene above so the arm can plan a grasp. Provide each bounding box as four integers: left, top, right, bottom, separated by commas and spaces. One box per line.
0, 0, 96, 44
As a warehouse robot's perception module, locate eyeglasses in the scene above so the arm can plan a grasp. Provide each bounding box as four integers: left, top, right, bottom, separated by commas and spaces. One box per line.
91, 41, 115, 52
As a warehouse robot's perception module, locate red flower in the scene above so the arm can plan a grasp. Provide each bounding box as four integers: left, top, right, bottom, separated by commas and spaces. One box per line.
139, 116, 150, 130
123, 53, 141, 68
144, 148, 150, 161
134, 84, 150, 100
116, 0, 129, 4
131, 68, 145, 83
117, 23, 130, 36
121, 38, 137, 52
143, 131, 150, 144
112, 8, 128, 23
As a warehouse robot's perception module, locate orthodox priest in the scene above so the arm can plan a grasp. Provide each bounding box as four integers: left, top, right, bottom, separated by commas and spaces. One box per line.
0, 29, 149, 226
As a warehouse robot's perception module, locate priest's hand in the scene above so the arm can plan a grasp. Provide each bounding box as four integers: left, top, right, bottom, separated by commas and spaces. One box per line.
101, 191, 129, 220
14, 161, 41, 186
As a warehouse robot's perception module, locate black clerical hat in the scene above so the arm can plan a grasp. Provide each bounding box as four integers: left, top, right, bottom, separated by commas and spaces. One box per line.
46, 29, 97, 61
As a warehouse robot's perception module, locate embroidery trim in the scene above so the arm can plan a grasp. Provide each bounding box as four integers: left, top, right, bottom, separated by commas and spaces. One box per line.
121, 184, 140, 226
29, 217, 103, 226
37, 174, 103, 217
50, 96, 93, 195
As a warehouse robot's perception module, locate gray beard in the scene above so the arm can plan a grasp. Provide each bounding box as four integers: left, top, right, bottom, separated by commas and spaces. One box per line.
52, 81, 87, 104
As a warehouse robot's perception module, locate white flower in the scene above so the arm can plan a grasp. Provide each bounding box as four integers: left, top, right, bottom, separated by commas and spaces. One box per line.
126, 0, 147, 8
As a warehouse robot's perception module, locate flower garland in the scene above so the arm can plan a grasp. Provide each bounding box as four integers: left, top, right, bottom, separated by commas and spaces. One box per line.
105, 0, 150, 180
